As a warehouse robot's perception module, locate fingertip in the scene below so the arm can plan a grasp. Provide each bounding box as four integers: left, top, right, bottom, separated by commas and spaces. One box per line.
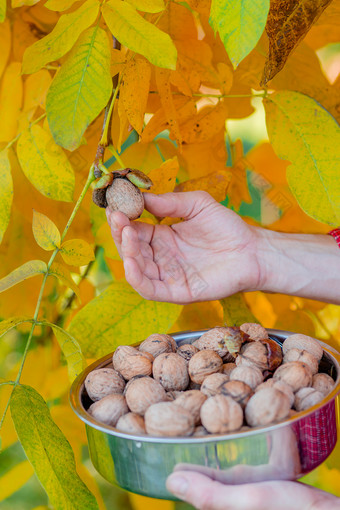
166, 473, 189, 499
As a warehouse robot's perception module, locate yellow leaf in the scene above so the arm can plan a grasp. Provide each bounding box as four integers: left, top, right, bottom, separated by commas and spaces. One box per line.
22, 0, 100, 74
46, 26, 112, 151
145, 157, 179, 194
49, 261, 80, 298
0, 149, 13, 244
220, 292, 259, 327
0, 260, 47, 293
0, 19, 10, 79
17, 124, 75, 202
0, 461, 34, 502
120, 56, 151, 135
264, 91, 340, 225
95, 222, 121, 260
129, 493, 174, 510
32, 210, 61, 251
12, 0, 39, 5
68, 281, 182, 357
180, 101, 228, 144
126, 0, 164, 12
110, 48, 126, 77
228, 139, 252, 209
170, 300, 224, 333
0, 316, 33, 337
0, 0, 6, 21
0, 62, 23, 143
45, 0, 80, 10
155, 67, 182, 146
60, 239, 95, 266
23, 69, 52, 121
176, 168, 231, 202
102, 0, 177, 69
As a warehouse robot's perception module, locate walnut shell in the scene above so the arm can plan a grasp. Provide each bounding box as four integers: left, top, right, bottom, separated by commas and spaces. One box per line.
174, 390, 207, 424
125, 376, 167, 415
221, 362, 236, 379
200, 394, 243, 433
273, 361, 313, 392
236, 342, 268, 371
255, 379, 295, 407
245, 388, 290, 427
200, 373, 229, 397
282, 334, 323, 362
144, 402, 194, 436
106, 177, 144, 220
188, 350, 223, 385
88, 394, 129, 426
116, 412, 146, 434
193, 425, 209, 436
85, 368, 125, 401
230, 365, 263, 390
139, 333, 176, 358
283, 348, 318, 375
240, 323, 269, 341
153, 352, 189, 391
294, 387, 324, 411
176, 344, 199, 363
312, 373, 334, 396
166, 390, 184, 401
112, 345, 153, 380
193, 327, 231, 357
219, 380, 254, 409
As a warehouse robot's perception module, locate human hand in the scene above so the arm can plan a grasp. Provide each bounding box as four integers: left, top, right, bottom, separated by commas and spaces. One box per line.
106, 191, 261, 303
166, 469, 340, 510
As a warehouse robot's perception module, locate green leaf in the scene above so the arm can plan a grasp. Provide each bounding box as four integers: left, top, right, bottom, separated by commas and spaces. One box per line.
126, 0, 165, 13
0, 261, 47, 293
49, 262, 80, 298
0, 0, 6, 24
60, 239, 95, 266
17, 125, 75, 202
102, 0, 177, 70
10, 385, 99, 510
0, 316, 33, 338
264, 91, 340, 226
46, 26, 112, 151
39, 321, 86, 381
22, 0, 100, 74
68, 281, 182, 357
0, 149, 13, 244
220, 293, 259, 327
33, 210, 61, 251
209, 0, 270, 69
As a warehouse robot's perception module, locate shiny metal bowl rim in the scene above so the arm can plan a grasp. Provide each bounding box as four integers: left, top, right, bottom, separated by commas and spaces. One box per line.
70, 328, 340, 444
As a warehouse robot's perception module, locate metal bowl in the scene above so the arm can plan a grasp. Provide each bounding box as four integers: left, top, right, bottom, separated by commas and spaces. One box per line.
70, 329, 340, 500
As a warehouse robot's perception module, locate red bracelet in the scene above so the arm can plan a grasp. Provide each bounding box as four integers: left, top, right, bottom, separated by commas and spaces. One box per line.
328, 228, 340, 248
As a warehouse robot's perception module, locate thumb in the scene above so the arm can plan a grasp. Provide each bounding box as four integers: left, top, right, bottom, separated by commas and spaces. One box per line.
143, 191, 214, 219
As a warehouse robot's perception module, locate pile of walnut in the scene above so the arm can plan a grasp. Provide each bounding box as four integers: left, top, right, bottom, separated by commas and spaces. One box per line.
84, 325, 335, 437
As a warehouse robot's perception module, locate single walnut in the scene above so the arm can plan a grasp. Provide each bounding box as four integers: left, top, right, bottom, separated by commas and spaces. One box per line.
188, 350, 223, 385
145, 402, 194, 436
174, 390, 207, 424
282, 334, 323, 362
85, 368, 125, 401
139, 333, 176, 358
294, 387, 324, 411
116, 412, 146, 434
88, 394, 129, 426
193, 327, 232, 357
237, 339, 283, 372
125, 376, 167, 415
219, 380, 253, 409
245, 388, 290, 427
193, 425, 209, 436
255, 379, 294, 407
201, 373, 229, 397
283, 348, 318, 375
221, 362, 236, 379
200, 394, 243, 433
230, 365, 263, 390
112, 345, 153, 380
176, 344, 199, 363
312, 373, 335, 396
166, 390, 184, 401
153, 352, 189, 391
240, 323, 269, 341
273, 361, 313, 392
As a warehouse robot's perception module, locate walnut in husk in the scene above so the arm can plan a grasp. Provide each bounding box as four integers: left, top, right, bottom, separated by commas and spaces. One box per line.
116, 412, 146, 434
200, 373, 229, 397
230, 365, 263, 390
240, 323, 269, 341
125, 376, 167, 415
294, 387, 324, 411
273, 361, 312, 392
200, 394, 243, 433
282, 334, 323, 362
219, 380, 254, 409
153, 352, 189, 391
112, 345, 153, 380
174, 390, 207, 424
312, 373, 334, 396
245, 388, 290, 427
85, 368, 125, 401
88, 394, 129, 426
145, 401, 195, 436
188, 349, 223, 385
283, 348, 318, 375
139, 333, 176, 358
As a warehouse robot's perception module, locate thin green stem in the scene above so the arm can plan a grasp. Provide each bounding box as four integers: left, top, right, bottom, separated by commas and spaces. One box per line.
107, 144, 125, 168
0, 382, 15, 388
99, 78, 121, 147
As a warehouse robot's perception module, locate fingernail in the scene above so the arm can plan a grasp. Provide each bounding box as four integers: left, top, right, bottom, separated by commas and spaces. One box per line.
167, 475, 188, 497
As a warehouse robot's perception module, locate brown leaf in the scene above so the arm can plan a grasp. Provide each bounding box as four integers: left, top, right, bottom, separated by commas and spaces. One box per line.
261, 0, 333, 86
175, 168, 231, 202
